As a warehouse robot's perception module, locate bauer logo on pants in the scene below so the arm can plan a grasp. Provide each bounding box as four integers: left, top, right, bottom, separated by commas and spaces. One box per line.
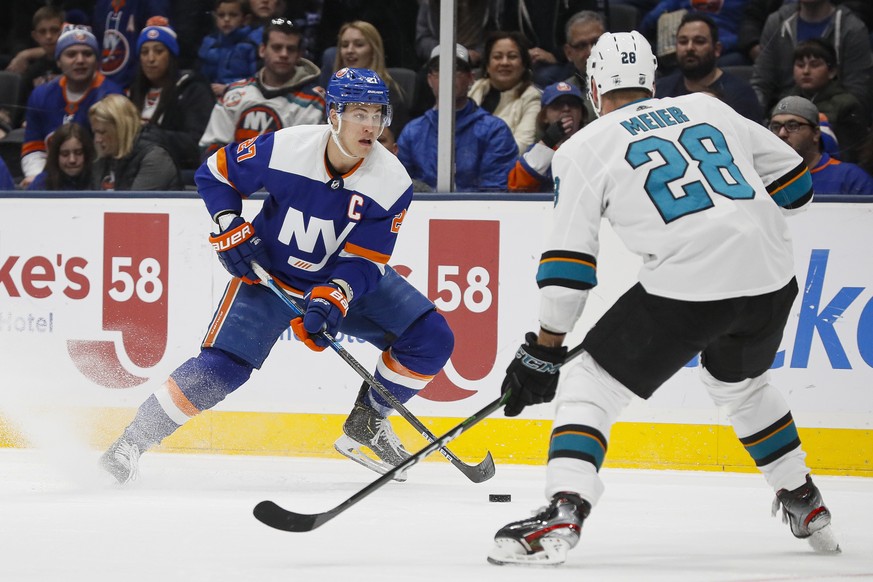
67, 213, 170, 388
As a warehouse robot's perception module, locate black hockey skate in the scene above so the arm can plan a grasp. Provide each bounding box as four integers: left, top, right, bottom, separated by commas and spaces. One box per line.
772, 474, 840, 552
334, 386, 410, 482
100, 436, 140, 485
488, 492, 591, 566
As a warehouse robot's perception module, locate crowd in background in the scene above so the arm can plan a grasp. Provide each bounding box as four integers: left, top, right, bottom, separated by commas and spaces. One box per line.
0, 0, 871, 194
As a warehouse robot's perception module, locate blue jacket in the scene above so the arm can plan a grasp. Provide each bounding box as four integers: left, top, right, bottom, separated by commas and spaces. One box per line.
641, 0, 746, 55
811, 153, 873, 196
198, 27, 259, 86
397, 100, 517, 192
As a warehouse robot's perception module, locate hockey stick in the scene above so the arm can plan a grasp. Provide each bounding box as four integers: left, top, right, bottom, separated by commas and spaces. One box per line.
253, 390, 512, 532
251, 263, 496, 483
253, 341, 588, 532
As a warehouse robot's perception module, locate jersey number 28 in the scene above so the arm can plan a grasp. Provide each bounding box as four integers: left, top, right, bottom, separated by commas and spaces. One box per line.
625, 122, 754, 223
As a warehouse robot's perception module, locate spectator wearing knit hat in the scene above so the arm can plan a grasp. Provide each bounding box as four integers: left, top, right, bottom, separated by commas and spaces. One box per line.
91, 0, 170, 90
19, 24, 124, 188
509, 81, 587, 192
769, 95, 873, 195
129, 19, 215, 171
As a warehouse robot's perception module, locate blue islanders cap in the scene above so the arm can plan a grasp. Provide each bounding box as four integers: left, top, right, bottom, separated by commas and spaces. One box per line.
541, 81, 585, 107
137, 23, 180, 57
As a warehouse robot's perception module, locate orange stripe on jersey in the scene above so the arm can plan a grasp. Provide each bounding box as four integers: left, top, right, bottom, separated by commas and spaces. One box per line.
343, 242, 390, 264
165, 377, 201, 417
381, 350, 435, 382
508, 161, 545, 192
540, 256, 596, 269
769, 167, 807, 197
203, 277, 242, 347
22, 141, 46, 156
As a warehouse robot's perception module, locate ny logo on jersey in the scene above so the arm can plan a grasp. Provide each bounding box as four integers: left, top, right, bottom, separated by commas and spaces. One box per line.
278, 208, 356, 271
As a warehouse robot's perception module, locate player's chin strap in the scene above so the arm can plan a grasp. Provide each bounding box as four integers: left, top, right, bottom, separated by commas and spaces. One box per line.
329, 113, 362, 160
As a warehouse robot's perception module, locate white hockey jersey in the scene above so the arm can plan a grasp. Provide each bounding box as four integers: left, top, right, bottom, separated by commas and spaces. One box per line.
541, 93, 813, 321
198, 64, 326, 152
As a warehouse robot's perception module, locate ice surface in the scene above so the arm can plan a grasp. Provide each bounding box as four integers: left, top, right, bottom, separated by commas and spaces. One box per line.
1, 449, 871, 582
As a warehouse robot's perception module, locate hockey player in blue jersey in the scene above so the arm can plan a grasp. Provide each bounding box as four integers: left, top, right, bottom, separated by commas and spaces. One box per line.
100, 67, 454, 484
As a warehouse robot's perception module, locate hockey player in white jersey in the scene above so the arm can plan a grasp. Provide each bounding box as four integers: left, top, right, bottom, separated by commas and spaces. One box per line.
488, 32, 838, 566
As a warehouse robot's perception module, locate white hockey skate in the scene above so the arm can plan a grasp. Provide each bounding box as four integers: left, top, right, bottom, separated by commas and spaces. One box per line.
335, 394, 409, 482
100, 436, 140, 485
772, 474, 841, 553
487, 492, 590, 566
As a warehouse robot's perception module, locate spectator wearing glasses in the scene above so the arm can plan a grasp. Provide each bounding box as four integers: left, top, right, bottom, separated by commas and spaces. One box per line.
562, 11, 605, 122
199, 17, 324, 156
769, 96, 873, 195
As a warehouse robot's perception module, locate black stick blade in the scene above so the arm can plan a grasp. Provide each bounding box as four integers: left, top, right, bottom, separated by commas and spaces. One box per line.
253, 500, 330, 532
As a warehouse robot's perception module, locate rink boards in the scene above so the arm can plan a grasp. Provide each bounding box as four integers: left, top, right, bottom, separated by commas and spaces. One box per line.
0, 193, 871, 476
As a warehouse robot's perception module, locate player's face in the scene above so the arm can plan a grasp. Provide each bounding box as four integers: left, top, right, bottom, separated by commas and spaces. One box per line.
32, 18, 63, 53
260, 31, 301, 83
57, 136, 86, 177
487, 38, 524, 91
564, 21, 603, 76
339, 27, 374, 69
91, 120, 119, 158
335, 103, 384, 157
793, 56, 834, 93
675, 22, 719, 80
214, 2, 245, 35
139, 41, 171, 84
58, 46, 97, 86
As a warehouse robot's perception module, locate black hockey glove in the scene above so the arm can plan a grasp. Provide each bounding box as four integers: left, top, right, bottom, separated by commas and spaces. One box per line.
208, 215, 271, 284
541, 121, 569, 149
501, 332, 568, 417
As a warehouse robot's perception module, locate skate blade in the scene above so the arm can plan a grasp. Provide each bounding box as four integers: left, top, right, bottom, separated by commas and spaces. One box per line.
807, 525, 841, 553
334, 435, 407, 482
487, 537, 569, 566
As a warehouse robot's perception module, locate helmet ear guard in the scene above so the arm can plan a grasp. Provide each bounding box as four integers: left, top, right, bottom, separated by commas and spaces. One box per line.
586, 31, 657, 117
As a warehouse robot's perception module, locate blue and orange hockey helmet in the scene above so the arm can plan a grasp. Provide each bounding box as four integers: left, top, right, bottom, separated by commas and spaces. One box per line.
326, 67, 392, 125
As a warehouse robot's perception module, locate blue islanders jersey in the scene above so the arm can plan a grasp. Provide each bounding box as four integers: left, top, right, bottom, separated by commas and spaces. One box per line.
22, 74, 124, 169
195, 124, 414, 300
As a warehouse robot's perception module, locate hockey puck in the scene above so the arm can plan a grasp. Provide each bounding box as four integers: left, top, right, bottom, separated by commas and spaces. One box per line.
489, 494, 511, 502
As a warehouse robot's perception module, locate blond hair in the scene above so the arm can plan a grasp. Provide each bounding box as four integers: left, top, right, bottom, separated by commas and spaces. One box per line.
88, 94, 141, 159
332, 21, 400, 98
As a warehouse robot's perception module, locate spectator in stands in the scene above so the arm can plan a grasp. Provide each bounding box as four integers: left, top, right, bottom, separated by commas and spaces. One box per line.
656, 12, 763, 123
641, 0, 751, 66
787, 38, 869, 163
508, 81, 587, 192
92, 0, 170, 90
562, 11, 605, 122
505, 0, 600, 87
198, 0, 258, 98
198, 17, 324, 156
89, 94, 181, 191
131, 22, 215, 171
770, 95, 873, 195
415, 0, 502, 70
319, 21, 411, 133
377, 124, 398, 155
245, 0, 286, 48
20, 24, 124, 189
397, 44, 517, 192
2, 7, 67, 137
27, 122, 94, 191
468, 31, 541, 154
0, 157, 14, 190
751, 0, 873, 114
859, 131, 873, 179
